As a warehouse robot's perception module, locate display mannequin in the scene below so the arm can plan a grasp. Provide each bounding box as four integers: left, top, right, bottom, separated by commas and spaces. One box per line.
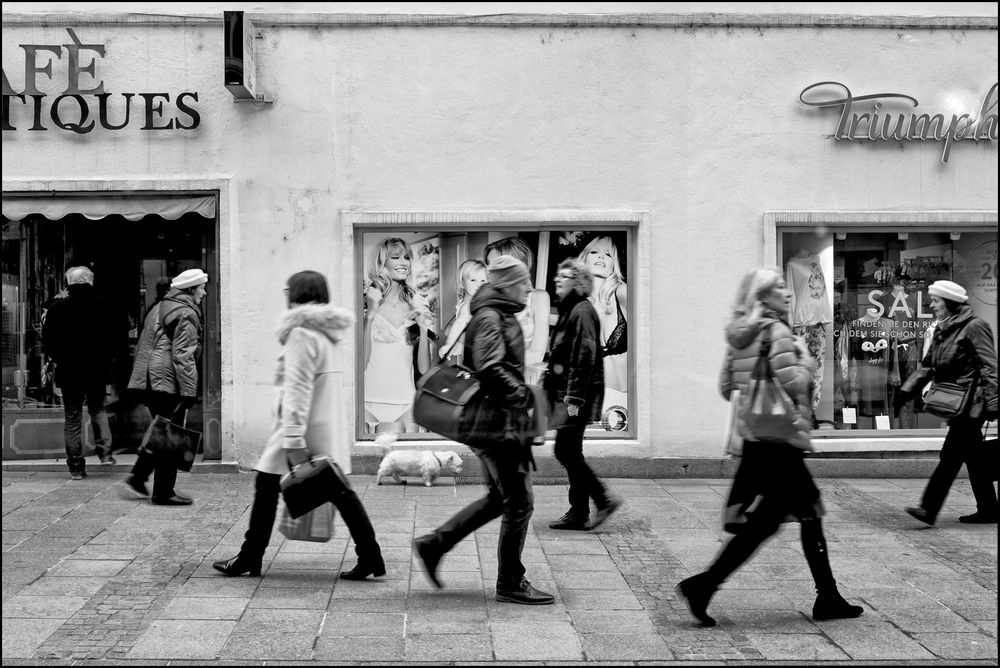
786, 247, 833, 419
847, 311, 895, 426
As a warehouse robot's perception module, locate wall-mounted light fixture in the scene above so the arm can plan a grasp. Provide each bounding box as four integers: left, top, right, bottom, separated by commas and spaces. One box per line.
835, 232, 847, 240
950, 232, 962, 241
898, 232, 909, 240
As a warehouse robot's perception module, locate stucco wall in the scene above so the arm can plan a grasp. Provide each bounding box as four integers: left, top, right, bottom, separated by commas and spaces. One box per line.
3, 14, 997, 465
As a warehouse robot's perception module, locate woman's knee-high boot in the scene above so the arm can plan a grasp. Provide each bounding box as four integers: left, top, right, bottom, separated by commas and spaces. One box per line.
800, 518, 863, 620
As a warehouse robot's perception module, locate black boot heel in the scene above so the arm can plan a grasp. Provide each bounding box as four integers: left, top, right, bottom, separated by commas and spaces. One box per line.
340, 560, 387, 580
212, 555, 262, 577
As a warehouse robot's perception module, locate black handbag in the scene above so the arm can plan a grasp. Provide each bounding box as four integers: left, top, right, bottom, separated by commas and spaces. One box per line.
923, 381, 975, 419
413, 323, 528, 448
279, 456, 345, 519
139, 407, 201, 472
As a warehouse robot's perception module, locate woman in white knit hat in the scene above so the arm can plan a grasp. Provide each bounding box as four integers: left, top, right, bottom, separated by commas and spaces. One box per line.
122, 268, 209, 506
895, 279, 998, 525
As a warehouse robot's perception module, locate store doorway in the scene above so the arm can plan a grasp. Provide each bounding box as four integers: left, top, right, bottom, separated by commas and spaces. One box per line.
2, 207, 221, 461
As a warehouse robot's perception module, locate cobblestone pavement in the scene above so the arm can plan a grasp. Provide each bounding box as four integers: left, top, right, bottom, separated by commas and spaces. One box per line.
2, 469, 997, 665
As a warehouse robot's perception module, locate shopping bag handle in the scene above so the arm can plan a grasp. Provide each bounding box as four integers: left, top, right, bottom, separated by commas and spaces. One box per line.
169, 404, 189, 428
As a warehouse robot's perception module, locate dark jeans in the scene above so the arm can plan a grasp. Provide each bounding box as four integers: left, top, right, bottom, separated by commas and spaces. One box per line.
61, 383, 112, 473
240, 468, 382, 564
553, 422, 607, 518
130, 392, 184, 500
921, 416, 997, 519
424, 441, 533, 584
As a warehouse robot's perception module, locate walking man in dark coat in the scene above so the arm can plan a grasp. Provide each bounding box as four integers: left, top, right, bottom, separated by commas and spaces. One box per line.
414, 255, 554, 605
42, 266, 129, 479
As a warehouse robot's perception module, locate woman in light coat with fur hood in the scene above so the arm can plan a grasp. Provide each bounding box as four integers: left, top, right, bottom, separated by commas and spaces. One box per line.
677, 267, 862, 628
214, 271, 385, 580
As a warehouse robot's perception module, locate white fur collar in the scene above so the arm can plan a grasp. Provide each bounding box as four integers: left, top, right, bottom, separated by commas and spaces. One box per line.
277, 303, 355, 345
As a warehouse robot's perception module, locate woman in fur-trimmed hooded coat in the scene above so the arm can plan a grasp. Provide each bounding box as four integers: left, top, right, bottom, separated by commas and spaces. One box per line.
214, 271, 385, 581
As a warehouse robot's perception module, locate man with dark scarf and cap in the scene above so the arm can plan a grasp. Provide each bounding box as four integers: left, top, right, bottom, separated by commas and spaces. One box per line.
414, 254, 554, 605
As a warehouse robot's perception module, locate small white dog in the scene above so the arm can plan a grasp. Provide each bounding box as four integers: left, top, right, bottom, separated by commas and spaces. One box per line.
376, 450, 464, 487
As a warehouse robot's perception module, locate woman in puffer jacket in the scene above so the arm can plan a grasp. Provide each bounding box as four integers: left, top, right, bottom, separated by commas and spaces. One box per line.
896, 280, 998, 526
676, 267, 863, 627
213, 270, 385, 580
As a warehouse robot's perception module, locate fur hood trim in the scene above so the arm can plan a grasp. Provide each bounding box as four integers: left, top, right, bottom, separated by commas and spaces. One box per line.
277, 304, 355, 345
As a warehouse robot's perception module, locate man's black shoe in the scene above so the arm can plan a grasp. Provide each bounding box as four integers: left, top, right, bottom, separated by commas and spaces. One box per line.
959, 511, 998, 524
414, 535, 443, 588
99, 455, 117, 465
549, 511, 588, 531
70, 471, 86, 481
586, 496, 623, 530
495, 578, 554, 605
119, 476, 149, 499
905, 506, 934, 526
151, 494, 193, 506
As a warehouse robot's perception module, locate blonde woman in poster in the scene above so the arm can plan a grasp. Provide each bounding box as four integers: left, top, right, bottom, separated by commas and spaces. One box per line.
578, 236, 628, 413
363, 237, 433, 433
483, 237, 549, 384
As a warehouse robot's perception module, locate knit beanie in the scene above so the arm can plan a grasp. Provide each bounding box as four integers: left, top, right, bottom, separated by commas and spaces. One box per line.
927, 280, 968, 304
171, 268, 209, 290
487, 255, 531, 290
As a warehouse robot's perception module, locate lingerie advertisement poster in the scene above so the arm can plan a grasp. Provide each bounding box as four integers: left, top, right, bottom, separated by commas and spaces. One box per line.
359, 230, 631, 439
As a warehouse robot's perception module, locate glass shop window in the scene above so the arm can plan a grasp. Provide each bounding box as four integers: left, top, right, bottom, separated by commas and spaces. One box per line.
780, 228, 997, 432
356, 228, 635, 440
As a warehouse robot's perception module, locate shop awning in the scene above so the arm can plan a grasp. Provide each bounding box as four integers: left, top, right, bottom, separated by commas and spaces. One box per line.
2, 194, 216, 222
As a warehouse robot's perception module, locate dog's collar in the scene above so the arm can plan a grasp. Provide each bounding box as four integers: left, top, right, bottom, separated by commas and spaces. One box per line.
432, 453, 444, 468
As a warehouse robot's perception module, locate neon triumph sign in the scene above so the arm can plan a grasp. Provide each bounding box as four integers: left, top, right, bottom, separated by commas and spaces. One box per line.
2, 28, 200, 133
800, 81, 998, 164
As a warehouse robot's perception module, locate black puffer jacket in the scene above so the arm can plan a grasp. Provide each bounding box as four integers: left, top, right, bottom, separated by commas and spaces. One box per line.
901, 305, 998, 418
543, 291, 604, 425
42, 284, 128, 390
464, 285, 532, 411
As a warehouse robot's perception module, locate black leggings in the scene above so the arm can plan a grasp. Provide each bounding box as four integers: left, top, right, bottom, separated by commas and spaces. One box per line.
240, 467, 382, 564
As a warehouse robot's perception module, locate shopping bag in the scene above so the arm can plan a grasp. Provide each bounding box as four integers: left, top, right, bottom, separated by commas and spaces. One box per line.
279, 456, 341, 519
738, 326, 808, 443
139, 410, 201, 472
983, 420, 998, 482
723, 389, 743, 456
278, 501, 335, 542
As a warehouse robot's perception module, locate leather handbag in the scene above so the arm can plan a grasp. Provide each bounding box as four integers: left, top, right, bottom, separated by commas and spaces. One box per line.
923, 381, 975, 419
139, 407, 201, 472
738, 326, 809, 443
413, 362, 506, 446
279, 456, 343, 519
278, 501, 335, 542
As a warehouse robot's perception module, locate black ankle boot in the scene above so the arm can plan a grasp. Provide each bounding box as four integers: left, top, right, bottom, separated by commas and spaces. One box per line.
340, 558, 387, 580
676, 573, 718, 627
813, 592, 864, 621
212, 554, 262, 577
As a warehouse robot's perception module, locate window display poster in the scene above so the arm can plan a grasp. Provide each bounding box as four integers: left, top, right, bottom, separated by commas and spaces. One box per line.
358, 229, 631, 438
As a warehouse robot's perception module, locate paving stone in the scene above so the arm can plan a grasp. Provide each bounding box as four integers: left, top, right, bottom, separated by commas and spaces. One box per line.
491, 621, 583, 661
910, 632, 999, 660
404, 633, 493, 662
579, 633, 673, 661
2, 595, 89, 619
405, 609, 488, 635
313, 636, 405, 661
320, 612, 406, 637
818, 619, 937, 660
566, 609, 656, 634
16, 577, 108, 598
1, 618, 65, 658
126, 620, 236, 659
158, 597, 248, 621
218, 633, 315, 661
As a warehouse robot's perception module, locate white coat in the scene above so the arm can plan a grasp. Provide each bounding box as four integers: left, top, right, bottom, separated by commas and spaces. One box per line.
255, 303, 355, 476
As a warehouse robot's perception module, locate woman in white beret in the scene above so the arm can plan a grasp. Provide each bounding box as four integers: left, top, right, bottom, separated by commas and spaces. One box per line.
897, 279, 998, 525
122, 268, 208, 506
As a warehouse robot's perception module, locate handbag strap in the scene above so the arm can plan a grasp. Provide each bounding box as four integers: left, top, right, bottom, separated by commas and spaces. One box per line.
169, 404, 188, 427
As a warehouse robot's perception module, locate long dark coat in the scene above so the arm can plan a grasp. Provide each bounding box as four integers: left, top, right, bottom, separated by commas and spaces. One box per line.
42, 284, 128, 390
543, 291, 604, 425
